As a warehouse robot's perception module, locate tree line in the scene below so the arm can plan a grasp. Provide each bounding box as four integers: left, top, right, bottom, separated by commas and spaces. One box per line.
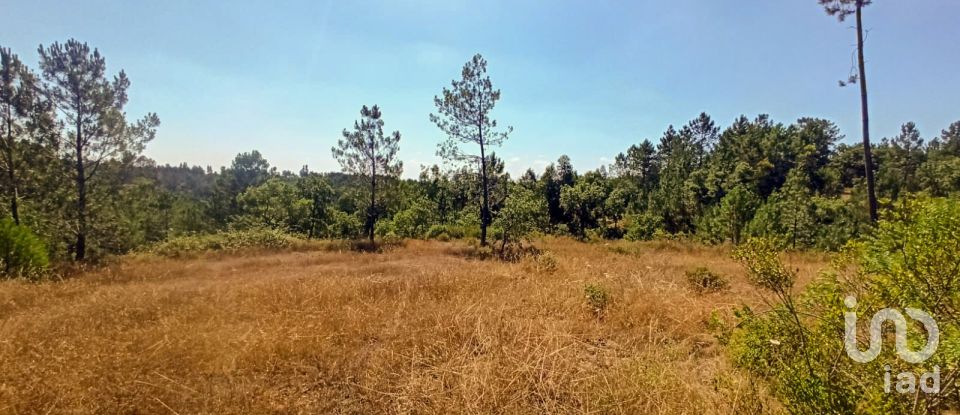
2, 39, 959, 262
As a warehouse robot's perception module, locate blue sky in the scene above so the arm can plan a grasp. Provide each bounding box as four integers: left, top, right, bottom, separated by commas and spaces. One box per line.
5, 0, 959, 177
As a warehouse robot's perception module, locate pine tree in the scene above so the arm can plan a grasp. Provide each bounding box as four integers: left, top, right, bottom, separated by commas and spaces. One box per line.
431, 54, 512, 246
38, 39, 159, 260
332, 105, 402, 242
889, 122, 925, 196
0, 47, 48, 225
819, 0, 878, 222
779, 169, 816, 249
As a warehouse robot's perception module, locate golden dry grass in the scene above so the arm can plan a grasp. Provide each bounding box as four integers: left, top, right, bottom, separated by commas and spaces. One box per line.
0, 239, 829, 414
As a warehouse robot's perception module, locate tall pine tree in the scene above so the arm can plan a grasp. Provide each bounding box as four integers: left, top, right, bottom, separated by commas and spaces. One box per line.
38, 40, 159, 260
431, 54, 511, 246
332, 105, 401, 242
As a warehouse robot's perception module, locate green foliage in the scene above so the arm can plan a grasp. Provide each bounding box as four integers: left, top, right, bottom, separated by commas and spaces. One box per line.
236, 178, 311, 233
862, 198, 960, 311
584, 283, 611, 317
493, 184, 547, 246
431, 54, 512, 246
623, 212, 662, 241
425, 224, 450, 240
560, 171, 609, 238
7, 37, 958, 267
652, 123, 705, 234
918, 154, 960, 196
685, 267, 729, 293
727, 198, 960, 413
733, 238, 796, 293
809, 195, 870, 251
747, 169, 817, 249
332, 105, 402, 241
391, 197, 436, 239
699, 185, 759, 245
0, 219, 49, 278
326, 209, 363, 240
147, 228, 293, 258
39, 39, 160, 261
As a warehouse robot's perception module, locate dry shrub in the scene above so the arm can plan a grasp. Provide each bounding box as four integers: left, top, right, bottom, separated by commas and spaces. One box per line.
526, 250, 559, 274
685, 266, 730, 293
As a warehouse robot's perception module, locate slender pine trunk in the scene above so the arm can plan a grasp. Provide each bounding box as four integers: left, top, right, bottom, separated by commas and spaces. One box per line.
75, 117, 87, 261
4, 111, 19, 225
479, 141, 489, 246
478, 93, 490, 247
369, 169, 376, 243
856, 6, 878, 222
368, 133, 377, 243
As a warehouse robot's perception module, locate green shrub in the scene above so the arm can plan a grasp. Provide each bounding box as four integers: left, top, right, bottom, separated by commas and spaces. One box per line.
624, 212, 661, 241
425, 224, 467, 240
726, 198, 960, 413
532, 250, 559, 274
0, 219, 49, 278
600, 223, 624, 240
584, 283, 611, 317
374, 218, 396, 237
685, 267, 729, 293
148, 229, 293, 257
327, 209, 362, 239
392, 199, 435, 239
425, 224, 445, 239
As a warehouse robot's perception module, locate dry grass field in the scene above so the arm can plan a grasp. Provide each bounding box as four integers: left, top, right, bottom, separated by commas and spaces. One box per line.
0, 239, 830, 414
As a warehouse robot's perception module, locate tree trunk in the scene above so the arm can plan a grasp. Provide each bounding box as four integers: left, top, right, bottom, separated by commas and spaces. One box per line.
369, 168, 376, 243
6, 160, 17, 226
4, 112, 19, 225
479, 142, 489, 246
478, 93, 490, 247
75, 119, 87, 261
856, 5, 879, 223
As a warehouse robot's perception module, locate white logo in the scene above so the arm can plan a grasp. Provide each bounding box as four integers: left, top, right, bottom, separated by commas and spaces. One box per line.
843, 296, 940, 394
843, 296, 939, 363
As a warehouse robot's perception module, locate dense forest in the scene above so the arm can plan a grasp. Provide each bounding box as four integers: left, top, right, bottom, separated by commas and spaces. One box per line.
1, 40, 959, 264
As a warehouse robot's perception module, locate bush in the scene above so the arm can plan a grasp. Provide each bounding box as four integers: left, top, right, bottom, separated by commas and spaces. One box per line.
685, 267, 729, 293
425, 224, 446, 239
426, 224, 464, 240
374, 219, 396, 237
392, 199, 436, 239
584, 283, 611, 318
532, 250, 559, 274
624, 212, 661, 241
327, 209, 363, 239
725, 198, 960, 413
0, 219, 49, 278
148, 229, 293, 258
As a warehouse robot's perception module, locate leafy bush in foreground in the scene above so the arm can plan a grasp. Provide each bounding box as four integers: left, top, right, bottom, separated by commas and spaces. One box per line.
0, 219, 50, 278
724, 198, 960, 414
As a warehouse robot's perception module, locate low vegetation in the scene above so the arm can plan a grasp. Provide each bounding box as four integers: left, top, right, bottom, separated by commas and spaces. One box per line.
145, 228, 297, 258
685, 267, 730, 294
720, 197, 960, 413
0, 238, 830, 413
0, 218, 49, 279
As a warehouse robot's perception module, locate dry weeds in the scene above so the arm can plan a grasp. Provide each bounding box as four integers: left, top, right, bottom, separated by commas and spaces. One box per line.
0, 239, 829, 414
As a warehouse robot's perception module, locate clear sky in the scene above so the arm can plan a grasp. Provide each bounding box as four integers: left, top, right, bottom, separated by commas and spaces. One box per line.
4, 0, 959, 177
